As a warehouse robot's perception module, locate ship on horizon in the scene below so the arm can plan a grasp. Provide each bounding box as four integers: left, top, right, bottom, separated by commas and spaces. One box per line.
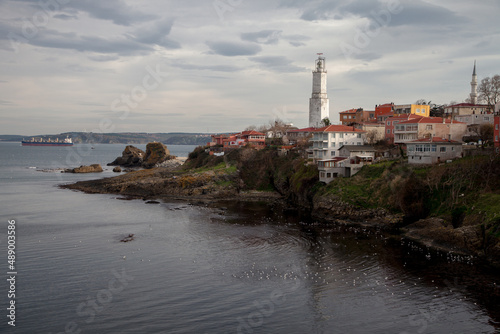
21, 137, 73, 146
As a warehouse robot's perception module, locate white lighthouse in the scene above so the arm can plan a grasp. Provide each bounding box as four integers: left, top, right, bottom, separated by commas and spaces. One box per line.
470, 60, 478, 105
309, 55, 330, 128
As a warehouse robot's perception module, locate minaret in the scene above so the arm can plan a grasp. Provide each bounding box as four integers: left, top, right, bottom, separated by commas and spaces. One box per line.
470, 60, 477, 105
309, 54, 330, 128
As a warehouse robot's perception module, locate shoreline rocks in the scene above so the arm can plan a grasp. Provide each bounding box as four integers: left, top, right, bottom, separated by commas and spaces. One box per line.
108, 142, 176, 169
67, 164, 103, 173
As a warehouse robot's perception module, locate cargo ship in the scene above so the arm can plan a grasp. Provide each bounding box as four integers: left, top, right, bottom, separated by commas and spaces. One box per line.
21, 137, 74, 146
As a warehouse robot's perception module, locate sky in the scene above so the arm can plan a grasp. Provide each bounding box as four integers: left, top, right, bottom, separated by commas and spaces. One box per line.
0, 0, 499, 135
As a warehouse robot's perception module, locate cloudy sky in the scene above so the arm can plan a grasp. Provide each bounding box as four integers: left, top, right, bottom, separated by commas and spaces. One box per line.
0, 0, 498, 135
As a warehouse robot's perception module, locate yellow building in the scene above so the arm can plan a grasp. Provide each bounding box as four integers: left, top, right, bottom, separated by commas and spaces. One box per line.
393, 104, 430, 117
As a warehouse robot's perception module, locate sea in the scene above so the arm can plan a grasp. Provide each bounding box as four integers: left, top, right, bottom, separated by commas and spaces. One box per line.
0, 141, 498, 334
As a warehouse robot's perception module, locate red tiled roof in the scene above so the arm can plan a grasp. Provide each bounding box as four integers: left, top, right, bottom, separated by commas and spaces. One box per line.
398, 117, 465, 125
387, 114, 423, 120
240, 130, 265, 136
446, 103, 490, 108
313, 125, 366, 133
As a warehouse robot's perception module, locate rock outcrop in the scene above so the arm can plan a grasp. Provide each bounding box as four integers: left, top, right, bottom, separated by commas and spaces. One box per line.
311, 193, 404, 228
68, 164, 103, 173
108, 145, 145, 167
113, 167, 122, 173
61, 166, 240, 200
142, 142, 174, 168
108, 143, 175, 169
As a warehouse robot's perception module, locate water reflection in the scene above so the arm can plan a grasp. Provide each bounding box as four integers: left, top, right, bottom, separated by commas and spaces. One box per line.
201, 200, 498, 333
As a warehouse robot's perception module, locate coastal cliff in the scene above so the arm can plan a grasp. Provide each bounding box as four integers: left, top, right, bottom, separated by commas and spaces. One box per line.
61, 146, 500, 267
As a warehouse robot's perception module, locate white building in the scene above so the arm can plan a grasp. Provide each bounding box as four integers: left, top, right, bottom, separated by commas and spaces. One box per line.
310, 125, 366, 161
407, 138, 463, 164
309, 55, 330, 128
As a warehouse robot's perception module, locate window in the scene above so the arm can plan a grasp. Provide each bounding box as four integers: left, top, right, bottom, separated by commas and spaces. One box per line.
339, 133, 344, 138
387, 121, 390, 126
431, 145, 436, 152
387, 129, 390, 134
416, 108, 420, 113
357, 134, 361, 138
348, 116, 352, 119
416, 145, 423, 152
484, 117, 490, 121
331, 142, 336, 147
408, 145, 415, 152
343, 115, 347, 119
339, 142, 343, 147
331, 151, 335, 157
496, 125, 499, 130
327, 173, 331, 178
423, 144, 431, 152
320, 172, 325, 178
426, 125, 433, 130
440, 147, 446, 152
331, 133, 336, 139
357, 142, 361, 145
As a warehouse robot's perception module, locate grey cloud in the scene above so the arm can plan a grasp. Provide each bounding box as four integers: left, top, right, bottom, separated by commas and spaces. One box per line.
128, 20, 181, 49
241, 30, 282, 45
289, 41, 306, 47
173, 62, 242, 73
206, 41, 262, 57
17, 0, 157, 26
53, 14, 77, 20
250, 56, 307, 73
88, 55, 120, 62
283, 34, 311, 47
28, 30, 154, 55
290, 0, 463, 27
0, 100, 14, 105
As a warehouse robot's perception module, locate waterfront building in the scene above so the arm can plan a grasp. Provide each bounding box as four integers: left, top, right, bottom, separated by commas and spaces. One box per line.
393, 117, 466, 144
310, 125, 365, 161
407, 138, 463, 164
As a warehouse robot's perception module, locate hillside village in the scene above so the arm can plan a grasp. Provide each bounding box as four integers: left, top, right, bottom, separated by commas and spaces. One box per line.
206, 56, 500, 184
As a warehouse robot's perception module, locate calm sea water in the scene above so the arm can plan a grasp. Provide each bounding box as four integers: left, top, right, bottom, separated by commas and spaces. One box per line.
0, 142, 498, 334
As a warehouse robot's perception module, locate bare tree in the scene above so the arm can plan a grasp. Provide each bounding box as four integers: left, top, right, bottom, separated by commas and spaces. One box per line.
478, 75, 500, 111
365, 130, 378, 145
415, 99, 430, 105
478, 123, 494, 146
245, 125, 257, 131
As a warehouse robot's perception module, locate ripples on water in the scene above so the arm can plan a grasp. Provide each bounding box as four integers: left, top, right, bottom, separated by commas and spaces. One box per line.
0, 143, 498, 333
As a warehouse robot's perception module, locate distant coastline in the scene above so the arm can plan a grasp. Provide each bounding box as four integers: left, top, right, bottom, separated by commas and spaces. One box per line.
0, 132, 212, 146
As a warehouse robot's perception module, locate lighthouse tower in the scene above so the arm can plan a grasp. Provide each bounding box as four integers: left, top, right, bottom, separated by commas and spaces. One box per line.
470, 60, 478, 105
309, 55, 330, 128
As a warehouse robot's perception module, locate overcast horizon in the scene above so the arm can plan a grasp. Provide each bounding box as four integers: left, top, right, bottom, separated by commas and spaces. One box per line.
1, 0, 498, 135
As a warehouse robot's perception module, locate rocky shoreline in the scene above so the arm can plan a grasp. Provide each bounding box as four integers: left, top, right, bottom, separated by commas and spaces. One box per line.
60, 147, 500, 269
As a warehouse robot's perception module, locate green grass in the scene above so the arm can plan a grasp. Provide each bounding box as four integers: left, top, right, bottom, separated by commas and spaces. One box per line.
192, 162, 233, 174
472, 193, 500, 225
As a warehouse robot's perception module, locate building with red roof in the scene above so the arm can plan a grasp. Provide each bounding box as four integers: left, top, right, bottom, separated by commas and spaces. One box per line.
221, 130, 266, 149
406, 137, 463, 164
384, 114, 424, 144
444, 103, 492, 116
339, 108, 376, 125
310, 125, 366, 160
393, 116, 466, 144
